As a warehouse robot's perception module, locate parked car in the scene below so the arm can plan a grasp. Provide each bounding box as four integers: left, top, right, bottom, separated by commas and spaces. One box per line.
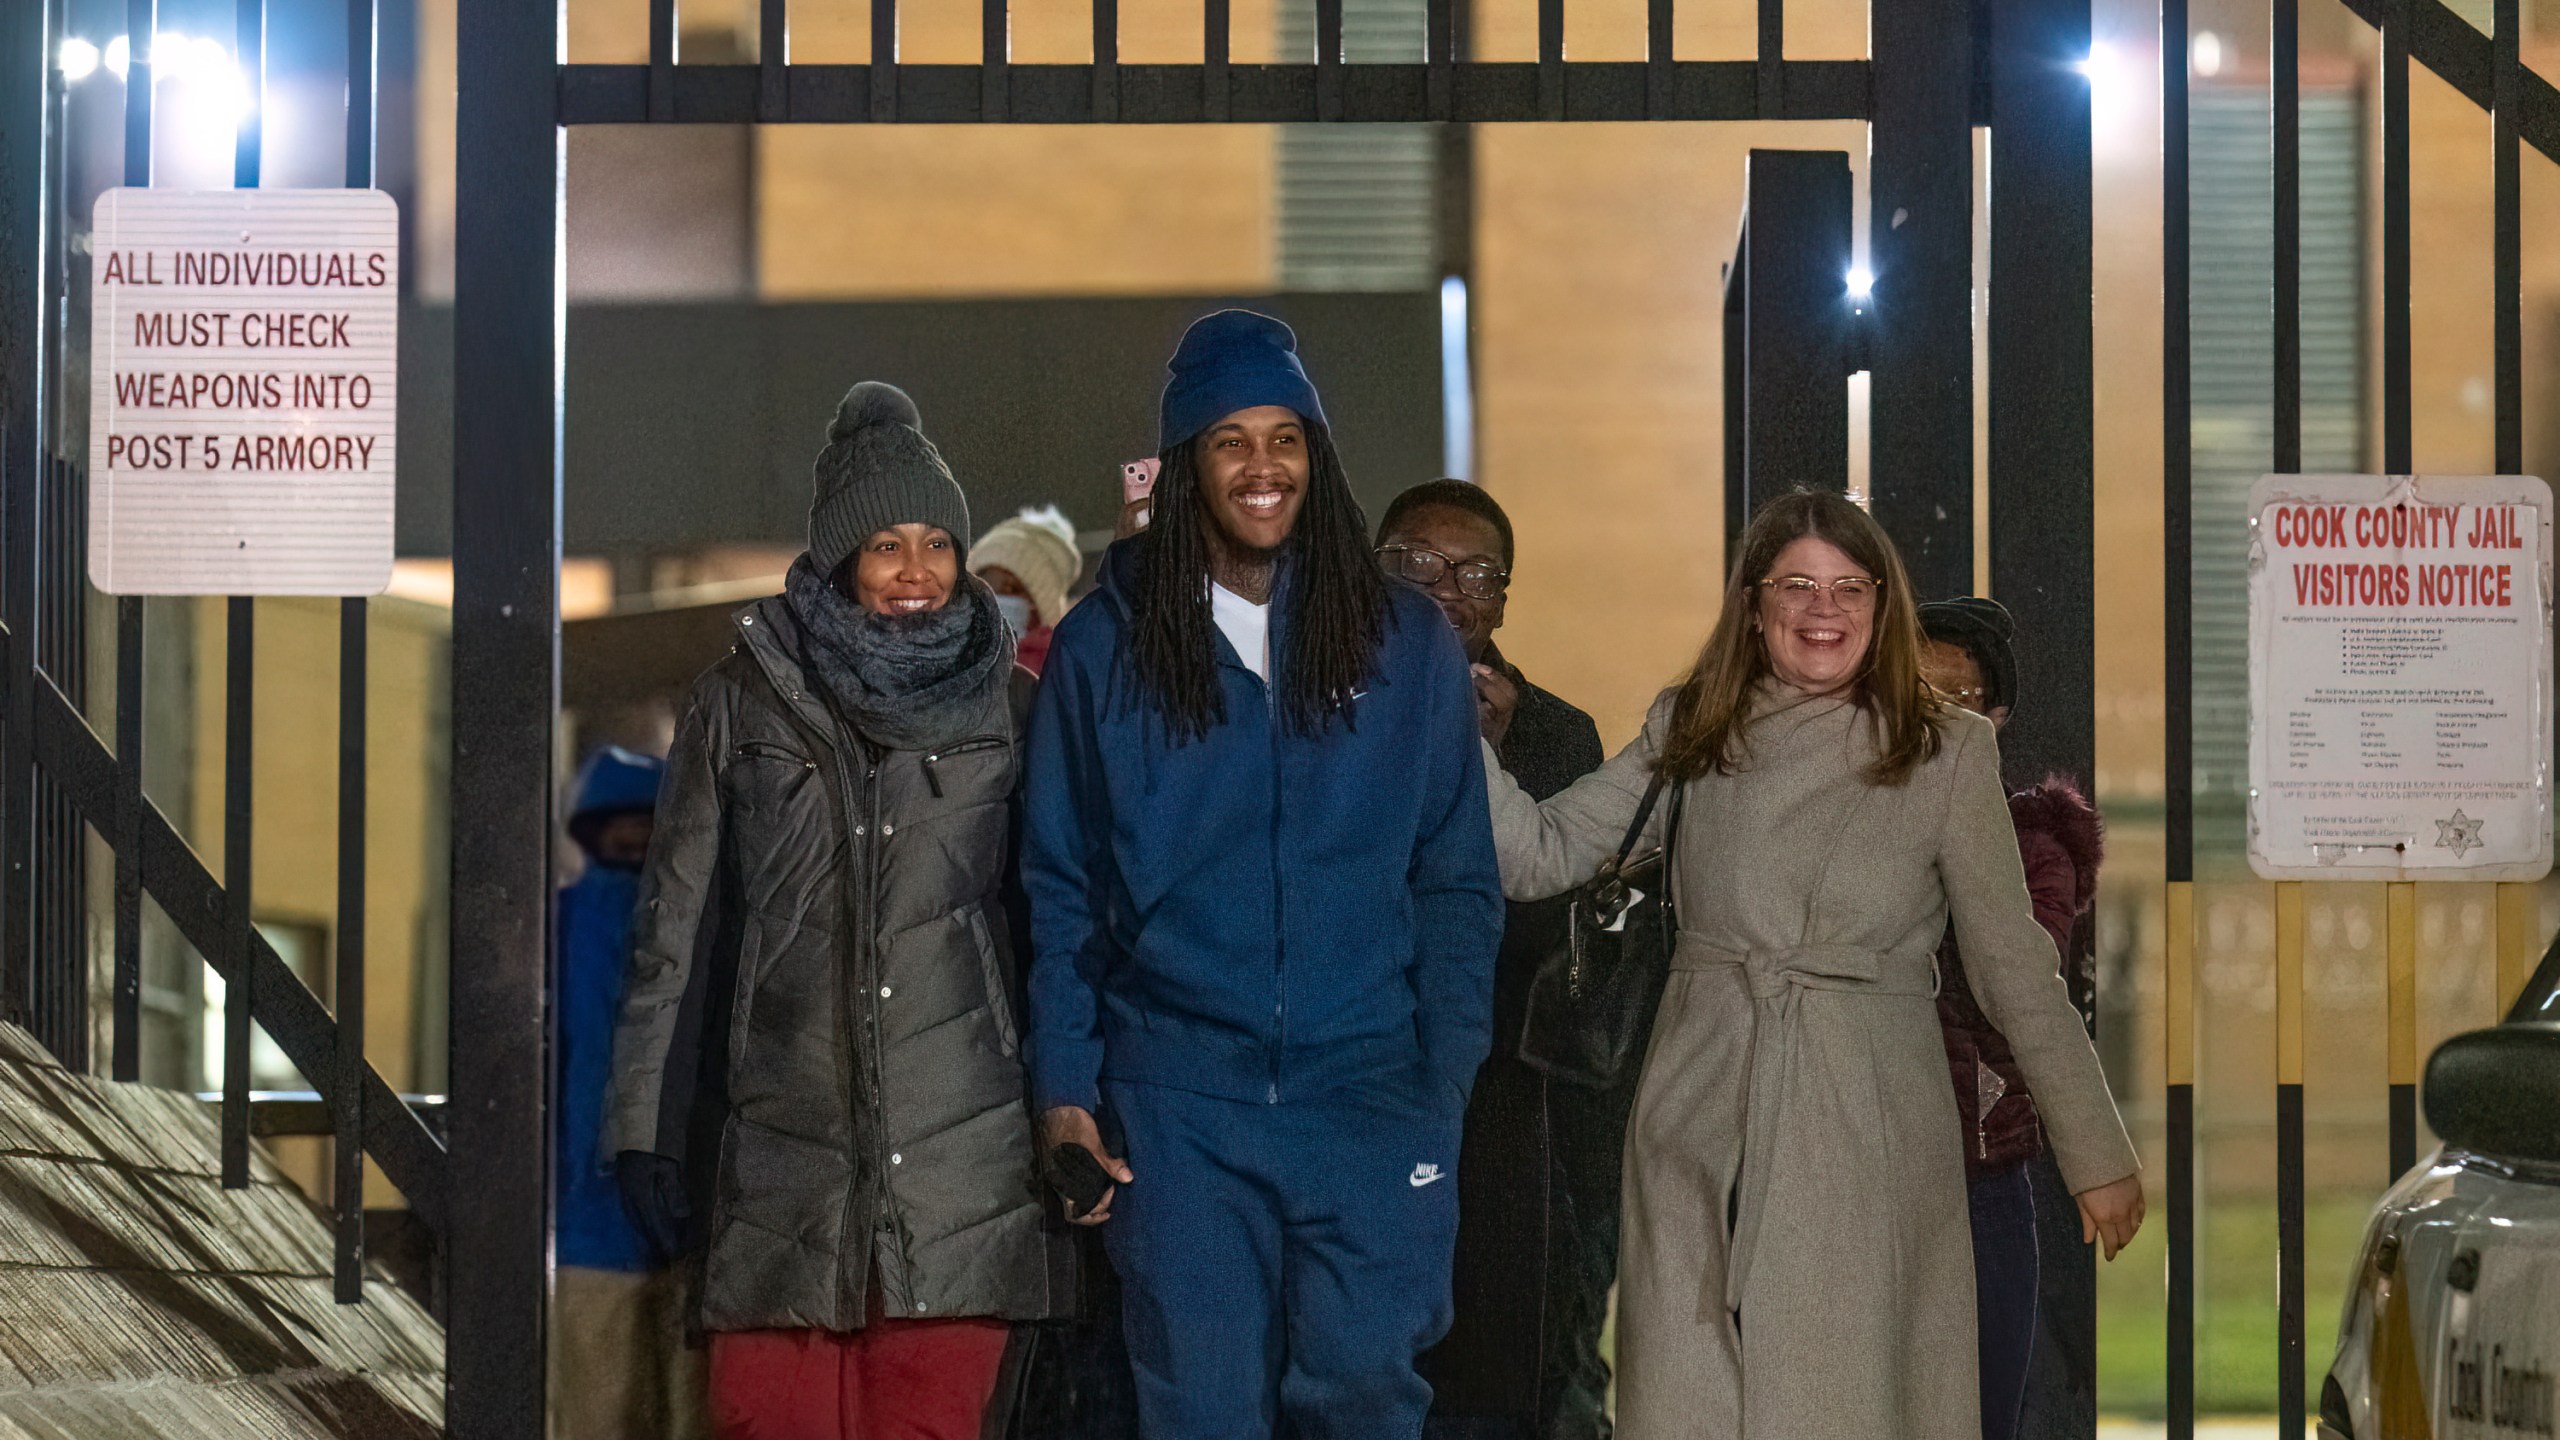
2320, 941, 2560, 1440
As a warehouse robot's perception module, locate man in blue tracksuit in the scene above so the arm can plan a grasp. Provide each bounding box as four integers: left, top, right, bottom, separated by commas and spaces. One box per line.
1022, 309, 1504, 1439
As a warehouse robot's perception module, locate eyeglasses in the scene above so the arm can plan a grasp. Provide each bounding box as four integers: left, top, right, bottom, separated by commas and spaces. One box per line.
1758, 575, 1882, 612
1934, 683, 1988, 708
1378, 544, 1510, 601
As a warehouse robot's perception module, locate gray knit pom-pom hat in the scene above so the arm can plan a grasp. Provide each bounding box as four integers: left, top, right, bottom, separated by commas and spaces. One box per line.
807, 381, 972, 579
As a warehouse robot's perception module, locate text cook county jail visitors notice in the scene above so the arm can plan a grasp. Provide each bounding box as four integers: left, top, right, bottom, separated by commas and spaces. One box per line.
88, 188, 397, 597
2248, 473, 2554, 882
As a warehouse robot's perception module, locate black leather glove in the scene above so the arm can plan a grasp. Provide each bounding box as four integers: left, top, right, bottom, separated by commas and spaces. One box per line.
614, 1150, 690, 1263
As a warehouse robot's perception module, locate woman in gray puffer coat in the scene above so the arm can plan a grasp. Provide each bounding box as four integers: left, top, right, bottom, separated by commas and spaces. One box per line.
604, 383, 1074, 1440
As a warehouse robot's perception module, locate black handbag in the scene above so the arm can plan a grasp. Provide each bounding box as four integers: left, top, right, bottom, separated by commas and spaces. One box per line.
1517, 773, 1681, 1090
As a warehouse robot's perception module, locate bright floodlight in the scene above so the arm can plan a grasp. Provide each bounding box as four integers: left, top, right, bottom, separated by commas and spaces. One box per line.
59, 37, 101, 81
2075, 40, 2116, 80
2193, 31, 2224, 77
103, 34, 129, 78
1846, 265, 1874, 300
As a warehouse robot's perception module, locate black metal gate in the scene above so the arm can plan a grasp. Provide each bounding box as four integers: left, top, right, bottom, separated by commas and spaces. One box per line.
2159, 4, 2560, 1438
15, 0, 2529, 1432
0, 0, 437, 1318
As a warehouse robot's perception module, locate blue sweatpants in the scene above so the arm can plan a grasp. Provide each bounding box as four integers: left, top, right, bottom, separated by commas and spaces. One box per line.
1100, 1073, 1465, 1440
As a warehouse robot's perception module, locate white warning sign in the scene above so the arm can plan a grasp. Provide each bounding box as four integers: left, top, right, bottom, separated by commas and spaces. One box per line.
2248, 473, 2554, 881
88, 187, 398, 596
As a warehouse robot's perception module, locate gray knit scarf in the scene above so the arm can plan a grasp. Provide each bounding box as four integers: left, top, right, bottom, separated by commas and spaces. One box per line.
783, 556, 1012, 752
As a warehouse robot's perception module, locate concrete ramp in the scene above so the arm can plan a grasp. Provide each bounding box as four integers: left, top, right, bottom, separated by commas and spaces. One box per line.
0, 1024, 442, 1438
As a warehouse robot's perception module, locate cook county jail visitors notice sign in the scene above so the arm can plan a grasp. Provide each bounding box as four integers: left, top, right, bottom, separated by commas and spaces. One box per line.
2249, 474, 2554, 881
88, 188, 397, 596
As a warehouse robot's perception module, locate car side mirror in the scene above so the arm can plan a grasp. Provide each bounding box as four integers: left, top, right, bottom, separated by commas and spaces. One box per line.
2421, 1022, 2560, 1168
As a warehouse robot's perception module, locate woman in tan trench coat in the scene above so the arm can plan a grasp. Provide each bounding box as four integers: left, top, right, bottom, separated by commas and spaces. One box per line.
1479, 491, 2143, 1439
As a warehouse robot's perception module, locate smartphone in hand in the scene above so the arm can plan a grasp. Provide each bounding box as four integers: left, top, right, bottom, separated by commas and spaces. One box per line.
1047, 1142, 1116, 1214
1119, 458, 1161, 537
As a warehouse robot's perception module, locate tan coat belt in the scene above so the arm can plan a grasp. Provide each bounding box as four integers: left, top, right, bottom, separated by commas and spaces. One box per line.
1671, 938, 1940, 1312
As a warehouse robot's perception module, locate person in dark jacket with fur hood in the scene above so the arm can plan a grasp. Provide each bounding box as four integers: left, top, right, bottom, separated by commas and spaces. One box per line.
1918, 597, 2108, 1440
604, 382, 1074, 1440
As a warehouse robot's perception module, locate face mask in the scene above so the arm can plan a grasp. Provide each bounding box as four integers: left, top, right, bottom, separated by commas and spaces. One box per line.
993, 593, 1035, 635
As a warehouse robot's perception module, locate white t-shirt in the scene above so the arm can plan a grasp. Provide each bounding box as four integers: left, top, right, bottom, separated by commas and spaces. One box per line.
1210, 581, 1272, 682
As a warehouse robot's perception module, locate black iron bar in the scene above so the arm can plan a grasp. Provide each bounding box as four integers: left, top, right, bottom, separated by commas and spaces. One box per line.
452, 0, 564, 1420
1865, 0, 1974, 597
221, 598, 254, 1190
1093, 0, 1119, 121
109, 0, 154, 1085
220, 0, 266, 1196
2272, 0, 2306, 1430
111, 600, 141, 1080
0, 0, 43, 1044
981, 0, 1006, 120
1986, 0, 2097, 810
873, 0, 897, 121
1755, 0, 1781, 117
2163, 0, 2194, 1428
125, 0, 154, 182
335, 0, 378, 1306
1644, 0, 1669, 116
650, 0, 676, 121
1316, 0, 1342, 120
1425, 0, 1450, 119
764, 0, 789, 119
554, 59, 1879, 123
1537, 0, 1563, 120
2493, 0, 2518, 474
2381, 0, 2418, 1211
28, 675, 448, 1225
334, 598, 366, 1301
2273, 0, 2299, 474
2382, 0, 2410, 477
348, 0, 375, 184
35, 5, 82, 1068
1206, 0, 1231, 120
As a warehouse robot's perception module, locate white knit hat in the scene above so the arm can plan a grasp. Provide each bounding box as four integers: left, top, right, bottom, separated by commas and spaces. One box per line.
968, 506, 1083, 630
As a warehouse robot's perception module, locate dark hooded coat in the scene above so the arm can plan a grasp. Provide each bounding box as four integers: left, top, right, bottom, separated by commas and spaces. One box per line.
602, 590, 1076, 1332
1934, 776, 2107, 1181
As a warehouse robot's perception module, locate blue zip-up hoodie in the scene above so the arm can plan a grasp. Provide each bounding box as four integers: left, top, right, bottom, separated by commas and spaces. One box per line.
1022, 538, 1504, 1118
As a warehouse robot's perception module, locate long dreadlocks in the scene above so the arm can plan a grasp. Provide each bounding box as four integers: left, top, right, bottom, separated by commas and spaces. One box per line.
1124, 422, 1391, 743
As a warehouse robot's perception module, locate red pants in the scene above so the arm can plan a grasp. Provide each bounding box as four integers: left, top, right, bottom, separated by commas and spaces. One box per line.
706, 1300, 1009, 1440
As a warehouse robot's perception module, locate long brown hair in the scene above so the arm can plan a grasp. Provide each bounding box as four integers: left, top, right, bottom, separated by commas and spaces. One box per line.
1657, 489, 1946, 786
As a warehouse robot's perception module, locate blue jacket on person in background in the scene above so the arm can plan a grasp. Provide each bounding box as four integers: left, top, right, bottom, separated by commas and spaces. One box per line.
1021, 538, 1505, 1120
556, 747, 664, 1273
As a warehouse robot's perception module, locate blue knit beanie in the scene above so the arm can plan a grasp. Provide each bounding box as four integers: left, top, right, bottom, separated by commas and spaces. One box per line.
1158, 310, 1328, 454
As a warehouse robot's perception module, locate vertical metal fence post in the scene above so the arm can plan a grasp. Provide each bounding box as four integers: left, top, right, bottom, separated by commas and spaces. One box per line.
1536, 0, 1563, 120
1204, 0, 1230, 121
334, 0, 379, 1304
2160, 0, 2196, 1430
1092, 0, 1118, 121
2489, 0, 2535, 1021
2379, 0, 2417, 1195
649, 0, 675, 123
0, 0, 48, 1048
1866, 0, 1974, 597
763, 0, 789, 121
1987, 0, 2096, 810
1754, 0, 1782, 117
219, 0, 267, 1195
450, 0, 563, 1426
109, 0, 152, 1086
2269, 0, 2307, 1425
872, 0, 897, 122
980, 0, 1006, 121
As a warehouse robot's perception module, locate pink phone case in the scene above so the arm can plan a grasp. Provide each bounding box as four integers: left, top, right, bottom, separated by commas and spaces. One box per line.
1122, 458, 1161, 504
